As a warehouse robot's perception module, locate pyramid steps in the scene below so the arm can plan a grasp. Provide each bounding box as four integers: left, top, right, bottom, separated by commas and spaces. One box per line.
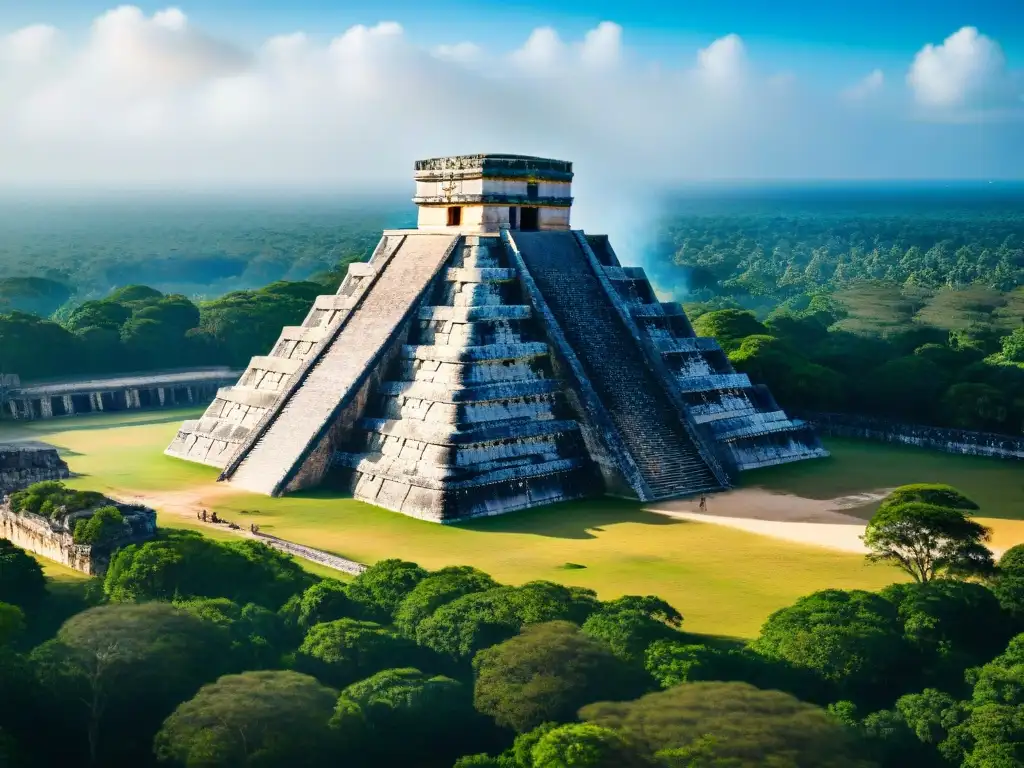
590, 238, 829, 471
509, 230, 726, 501
219, 233, 460, 495
354, 416, 580, 445
334, 234, 596, 520
164, 234, 408, 468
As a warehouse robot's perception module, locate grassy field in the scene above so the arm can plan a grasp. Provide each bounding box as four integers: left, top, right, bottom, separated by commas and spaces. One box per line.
3, 407, 1022, 638
745, 438, 1024, 519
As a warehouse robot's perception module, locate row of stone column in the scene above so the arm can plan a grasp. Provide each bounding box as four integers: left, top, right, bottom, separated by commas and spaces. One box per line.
3, 384, 212, 421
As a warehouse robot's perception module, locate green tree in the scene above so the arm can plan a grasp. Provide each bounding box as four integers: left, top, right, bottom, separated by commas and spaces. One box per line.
691, 309, 768, 352
881, 581, 1012, 691
174, 597, 290, 670
72, 507, 125, 546
644, 641, 740, 688
195, 281, 324, 367
154, 671, 340, 767
877, 484, 980, 514
104, 532, 311, 609
993, 546, 1024, 620
530, 723, 648, 768
581, 596, 682, 664
280, 578, 354, 631
9, 480, 104, 518
895, 688, 964, 757
999, 326, 1024, 363
415, 587, 523, 661
861, 356, 948, 422
31, 602, 231, 766
942, 383, 1011, 431
65, 299, 132, 332
0, 276, 71, 317
345, 559, 428, 622
394, 565, 497, 636
581, 681, 871, 768
943, 633, 1024, 764
454, 755, 513, 768
829, 701, 940, 768
294, 618, 416, 689
750, 589, 908, 706
505, 581, 599, 626
472, 621, 638, 733
338, 667, 480, 766
0, 311, 82, 379
0, 604, 24, 647
0, 539, 46, 609
864, 502, 994, 583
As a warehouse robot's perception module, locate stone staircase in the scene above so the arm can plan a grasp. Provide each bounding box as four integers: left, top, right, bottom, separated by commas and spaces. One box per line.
593, 237, 829, 472
220, 233, 460, 495
511, 231, 722, 501
165, 237, 403, 468
333, 234, 594, 521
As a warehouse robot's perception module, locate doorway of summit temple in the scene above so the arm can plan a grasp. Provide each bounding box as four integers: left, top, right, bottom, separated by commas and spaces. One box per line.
520, 206, 539, 231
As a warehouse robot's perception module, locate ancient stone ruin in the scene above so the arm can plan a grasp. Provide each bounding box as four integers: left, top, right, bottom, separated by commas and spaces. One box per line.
0, 481, 156, 575
0, 441, 70, 495
167, 154, 827, 521
3, 369, 239, 421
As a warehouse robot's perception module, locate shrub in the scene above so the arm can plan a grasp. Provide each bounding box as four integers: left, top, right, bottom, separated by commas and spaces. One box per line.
72, 507, 125, 546
9, 481, 104, 519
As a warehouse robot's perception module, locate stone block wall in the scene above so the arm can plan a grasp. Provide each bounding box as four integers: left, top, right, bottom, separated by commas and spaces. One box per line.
0, 501, 156, 576
806, 412, 1024, 460
0, 442, 70, 494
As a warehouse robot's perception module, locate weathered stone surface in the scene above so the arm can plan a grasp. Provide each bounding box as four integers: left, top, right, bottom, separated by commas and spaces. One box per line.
223, 233, 460, 495
3, 370, 238, 422
166, 154, 826, 522
0, 497, 156, 575
0, 442, 70, 494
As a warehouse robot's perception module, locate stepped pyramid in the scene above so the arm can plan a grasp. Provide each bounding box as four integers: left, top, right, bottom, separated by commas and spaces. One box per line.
167, 154, 827, 521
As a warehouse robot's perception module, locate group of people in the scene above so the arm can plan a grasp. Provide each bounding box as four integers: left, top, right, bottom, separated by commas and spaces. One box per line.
196, 508, 221, 524
194, 508, 260, 535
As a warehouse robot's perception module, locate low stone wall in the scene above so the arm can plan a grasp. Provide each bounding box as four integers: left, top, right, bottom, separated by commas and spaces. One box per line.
252, 531, 367, 575
0, 442, 70, 494
804, 412, 1024, 461
0, 502, 156, 576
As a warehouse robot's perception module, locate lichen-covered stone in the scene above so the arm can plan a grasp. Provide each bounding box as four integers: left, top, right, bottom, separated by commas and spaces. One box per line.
0, 442, 70, 494
0, 494, 156, 575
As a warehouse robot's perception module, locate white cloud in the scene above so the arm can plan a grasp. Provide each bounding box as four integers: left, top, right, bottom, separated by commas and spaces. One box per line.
0, 8, 1020, 191
510, 26, 565, 72
579, 22, 622, 70
434, 42, 483, 64
696, 33, 746, 83
0, 24, 60, 65
907, 26, 1015, 110
842, 69, 884, 102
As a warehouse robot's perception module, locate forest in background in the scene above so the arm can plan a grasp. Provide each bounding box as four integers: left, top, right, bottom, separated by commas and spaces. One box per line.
0, 184, 1021, 433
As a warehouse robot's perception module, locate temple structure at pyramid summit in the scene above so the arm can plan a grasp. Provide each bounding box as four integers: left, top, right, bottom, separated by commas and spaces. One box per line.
166, 154, 828, 522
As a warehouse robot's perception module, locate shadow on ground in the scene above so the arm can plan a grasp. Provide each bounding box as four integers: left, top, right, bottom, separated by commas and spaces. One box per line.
454, 498, 689, 540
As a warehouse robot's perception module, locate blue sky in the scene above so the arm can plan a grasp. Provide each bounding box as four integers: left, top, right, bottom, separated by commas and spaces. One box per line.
6, 0, 1021, 75
0, 1, 1022, 186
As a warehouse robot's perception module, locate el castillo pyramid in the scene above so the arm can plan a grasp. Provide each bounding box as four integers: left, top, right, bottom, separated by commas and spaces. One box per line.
167, 154, 827, 521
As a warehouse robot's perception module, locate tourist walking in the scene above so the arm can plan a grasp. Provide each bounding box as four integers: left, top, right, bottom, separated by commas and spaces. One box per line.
699, 494, 707, 512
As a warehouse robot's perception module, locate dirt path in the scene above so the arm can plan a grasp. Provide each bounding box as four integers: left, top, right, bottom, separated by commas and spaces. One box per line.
646, 488, 887, 555
648, 487, 1024, 556
112, 483, 245, 536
